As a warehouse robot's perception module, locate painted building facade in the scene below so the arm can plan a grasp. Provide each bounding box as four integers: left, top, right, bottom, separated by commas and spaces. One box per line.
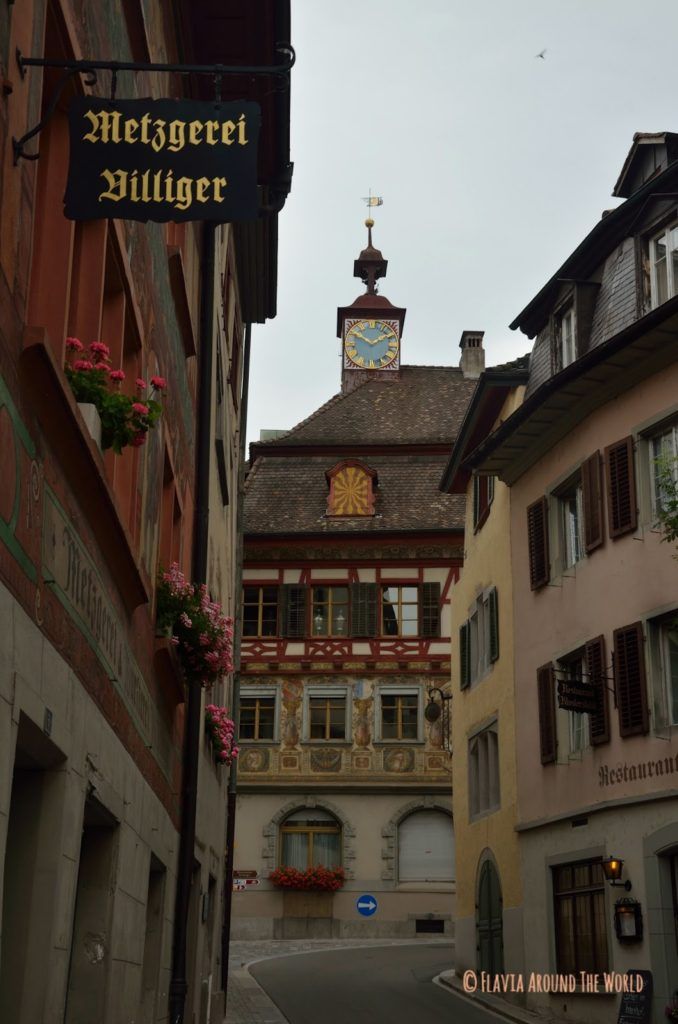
470, 133, 678, 1023
231, 228, 481, 939
0, 3, 291, 1022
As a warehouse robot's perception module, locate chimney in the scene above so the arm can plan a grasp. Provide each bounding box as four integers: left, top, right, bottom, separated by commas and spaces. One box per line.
459, 330, 485, 379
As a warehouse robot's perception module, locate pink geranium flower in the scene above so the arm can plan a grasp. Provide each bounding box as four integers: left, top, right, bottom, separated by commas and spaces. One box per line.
131, 432, 146, 447
132, 402, 149, 415
109, 369, 125, 382
150, 376, 167, 391
66, 337, 84, 351
136, 377, 147, 389
73, 359, 94, 371
90, 341, 110, 357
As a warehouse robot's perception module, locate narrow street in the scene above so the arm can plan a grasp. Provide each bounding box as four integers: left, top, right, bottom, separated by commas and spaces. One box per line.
249, 944, 501, 1024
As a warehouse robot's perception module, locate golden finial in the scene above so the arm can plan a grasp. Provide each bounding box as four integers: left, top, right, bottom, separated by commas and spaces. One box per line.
365, 217, 374, 228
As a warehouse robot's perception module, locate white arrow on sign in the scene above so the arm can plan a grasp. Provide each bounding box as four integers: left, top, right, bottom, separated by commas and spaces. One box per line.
358, 899, 376, 911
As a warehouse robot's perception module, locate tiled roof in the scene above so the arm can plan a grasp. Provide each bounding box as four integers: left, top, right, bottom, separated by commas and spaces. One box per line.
244, 454, 465, 534
254, 365, 479, 447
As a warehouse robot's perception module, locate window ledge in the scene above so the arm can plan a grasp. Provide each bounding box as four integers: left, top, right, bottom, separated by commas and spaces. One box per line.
301, 740, 352, 747
469, 805, 500, 824
374, 740, 425, 746
20, 327, 150, 612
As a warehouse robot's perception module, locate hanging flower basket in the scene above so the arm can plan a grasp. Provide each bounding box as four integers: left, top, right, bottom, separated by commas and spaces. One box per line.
156, 563, 234, 685
205, 704, 239, 765
269, 866, 345, 891
64, 337, 166, 453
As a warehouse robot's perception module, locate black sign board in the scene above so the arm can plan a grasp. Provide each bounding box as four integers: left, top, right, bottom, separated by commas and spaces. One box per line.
557, 680, 598, 714
65, 97, 261, 223
617, 970, 652, 1024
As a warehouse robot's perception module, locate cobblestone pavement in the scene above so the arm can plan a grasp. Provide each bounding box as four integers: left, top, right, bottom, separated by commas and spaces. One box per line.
224, 938, 452, 1024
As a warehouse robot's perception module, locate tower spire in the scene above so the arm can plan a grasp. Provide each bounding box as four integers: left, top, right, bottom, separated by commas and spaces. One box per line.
354, 217, 387, 296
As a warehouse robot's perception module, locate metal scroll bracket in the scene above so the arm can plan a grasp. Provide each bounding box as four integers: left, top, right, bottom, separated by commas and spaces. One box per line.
11, 43, 296, 165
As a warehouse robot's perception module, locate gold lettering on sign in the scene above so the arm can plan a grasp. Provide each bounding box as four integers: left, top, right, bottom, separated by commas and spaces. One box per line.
82, 110, 251, 152
98, 169, 229, 210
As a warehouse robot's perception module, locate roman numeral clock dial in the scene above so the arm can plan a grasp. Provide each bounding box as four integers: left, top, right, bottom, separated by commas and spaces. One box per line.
344, 319, 400, 370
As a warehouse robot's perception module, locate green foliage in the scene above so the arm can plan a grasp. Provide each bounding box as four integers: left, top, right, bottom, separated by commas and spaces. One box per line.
654, 453, 678, 553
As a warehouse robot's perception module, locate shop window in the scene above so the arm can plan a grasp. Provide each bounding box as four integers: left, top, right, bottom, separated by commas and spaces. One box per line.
279, 809, 341, 870
468, 724, 500, 820
243, 586, 279, 637
553, 860, 609, 974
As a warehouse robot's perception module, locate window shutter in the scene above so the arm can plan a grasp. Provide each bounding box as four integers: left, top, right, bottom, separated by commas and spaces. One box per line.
581, 451, 604, 553
349, 583, 378, 637
488, 588, 499, 663
585, 635, 609, 745
527, 497, 550, 590
459, 622, 471, 691
537, 663, 557, 764
605, 437, 637, 538
472, 476, 480, 529
420, 583, 441, 637
613, 622, 648, 737
280, 585, 307, 638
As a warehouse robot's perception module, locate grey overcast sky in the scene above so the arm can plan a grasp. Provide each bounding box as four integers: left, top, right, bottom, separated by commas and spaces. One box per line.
246, 0, 678, 447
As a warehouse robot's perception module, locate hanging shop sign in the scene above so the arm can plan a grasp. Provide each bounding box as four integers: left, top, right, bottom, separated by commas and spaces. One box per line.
64, 97, 261, 223
557, 679, 598, 714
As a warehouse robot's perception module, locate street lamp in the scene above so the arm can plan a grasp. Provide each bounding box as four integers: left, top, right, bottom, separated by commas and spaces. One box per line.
601, 856, 632, 891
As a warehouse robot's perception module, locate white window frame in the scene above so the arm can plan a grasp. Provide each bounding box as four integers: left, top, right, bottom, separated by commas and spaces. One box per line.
648, 612, 678, 731
560, 306, 576, 369
555, 653, 589, 757
650, 222, 678, 308
551, 472, 585, 574
375, 686, 422, 743
468, 590, 492, 685
649, 421, 678, 521
238, 687, 279, 743
303, 686, 352, 743
468, 721, 500, 821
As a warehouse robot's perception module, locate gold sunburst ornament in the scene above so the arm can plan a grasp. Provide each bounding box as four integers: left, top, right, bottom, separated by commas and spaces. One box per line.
327, 462, 376, 517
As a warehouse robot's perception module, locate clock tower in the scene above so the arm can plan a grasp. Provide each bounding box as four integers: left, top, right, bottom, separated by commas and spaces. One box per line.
337, 219, 406, 394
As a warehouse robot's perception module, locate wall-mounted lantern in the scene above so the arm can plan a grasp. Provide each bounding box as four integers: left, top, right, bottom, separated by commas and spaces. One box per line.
614, 897, 643, 943
601, 856, 632, 891
424, 686, 452, 752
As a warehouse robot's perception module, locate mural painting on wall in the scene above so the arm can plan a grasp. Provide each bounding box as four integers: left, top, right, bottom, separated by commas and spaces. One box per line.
310, 748, 342, 773
352, 753, 372, 770
384, 747, 415, 773
353, 697, 373, 748
280, 754, 299, 769
428, 715, 443, 750
426, 754, 446, 772
239, 747, 270, 773
281, 678, 302, 748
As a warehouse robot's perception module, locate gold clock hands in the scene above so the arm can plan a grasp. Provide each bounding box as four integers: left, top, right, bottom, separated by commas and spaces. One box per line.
350, 330, 371, 344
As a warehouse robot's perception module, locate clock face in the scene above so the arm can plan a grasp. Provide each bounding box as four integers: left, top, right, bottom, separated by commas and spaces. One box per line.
344, 319, 399, 369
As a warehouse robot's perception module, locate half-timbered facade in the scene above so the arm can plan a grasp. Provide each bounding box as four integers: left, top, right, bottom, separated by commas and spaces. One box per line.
231, 226, 480, 938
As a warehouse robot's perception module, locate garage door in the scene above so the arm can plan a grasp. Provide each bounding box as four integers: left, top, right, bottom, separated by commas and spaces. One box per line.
398, 811, 455, 882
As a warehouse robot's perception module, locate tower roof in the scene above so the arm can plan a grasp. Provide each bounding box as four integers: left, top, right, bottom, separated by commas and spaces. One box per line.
353, 218, 388, 295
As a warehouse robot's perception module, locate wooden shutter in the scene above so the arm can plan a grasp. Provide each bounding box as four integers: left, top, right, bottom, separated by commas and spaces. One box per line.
459, 622, 471, 690
488, 588, 499, 663
537, 663, 557, 764
613, 622, 649, 737
280, 585, 307, 638
527, 497, 550, 590
349, 583, 378, 637
581, 451, 604, 553
605, 437, 637, 538
586, 635, 609, 745
420, 582, 441, 637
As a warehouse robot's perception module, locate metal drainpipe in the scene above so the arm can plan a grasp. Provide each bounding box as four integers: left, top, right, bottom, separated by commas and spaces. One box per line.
169, 221, 216, 1024
221, 320, 252, 1001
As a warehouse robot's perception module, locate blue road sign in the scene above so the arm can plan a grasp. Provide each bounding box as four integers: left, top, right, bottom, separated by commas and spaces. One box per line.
356, 894, 378, 917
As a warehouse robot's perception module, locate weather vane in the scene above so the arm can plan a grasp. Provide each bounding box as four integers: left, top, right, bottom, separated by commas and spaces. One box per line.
362, 188, 383, 212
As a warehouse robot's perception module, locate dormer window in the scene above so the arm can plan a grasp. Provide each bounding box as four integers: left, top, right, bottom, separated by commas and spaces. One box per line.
326, 460, 377, 517
649, 222, 678, 308
559, 306, 576, 369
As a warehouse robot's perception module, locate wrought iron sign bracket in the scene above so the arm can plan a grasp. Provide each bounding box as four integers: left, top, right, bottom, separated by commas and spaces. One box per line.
12, 44, 295, 164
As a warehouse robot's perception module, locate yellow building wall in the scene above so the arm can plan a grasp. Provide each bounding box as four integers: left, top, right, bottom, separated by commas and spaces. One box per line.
450, 387, 524, 976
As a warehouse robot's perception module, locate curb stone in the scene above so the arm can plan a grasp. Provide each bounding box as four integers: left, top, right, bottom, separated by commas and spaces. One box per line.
435, 970, 562, 1024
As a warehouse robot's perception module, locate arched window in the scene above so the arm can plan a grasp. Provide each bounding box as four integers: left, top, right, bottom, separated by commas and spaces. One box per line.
280, 809, 341, 870
398, 810, 455, 882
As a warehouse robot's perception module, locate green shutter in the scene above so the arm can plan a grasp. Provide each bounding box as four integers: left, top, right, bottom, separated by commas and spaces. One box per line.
280, 585, 307, 637
421, 582, 441, 637
350, 583, 378, 637
488, 587, 499, 662
460, 622, 471, 690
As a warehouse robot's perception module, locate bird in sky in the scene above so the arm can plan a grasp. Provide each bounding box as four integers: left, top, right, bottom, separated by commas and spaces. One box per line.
535, 48, 547, 59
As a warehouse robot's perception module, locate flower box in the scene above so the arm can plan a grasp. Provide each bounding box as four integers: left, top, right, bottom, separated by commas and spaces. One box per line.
269, 866, 345, 892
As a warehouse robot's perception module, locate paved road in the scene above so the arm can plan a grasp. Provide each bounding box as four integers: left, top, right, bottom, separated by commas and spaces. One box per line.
250, 943, 502, 1024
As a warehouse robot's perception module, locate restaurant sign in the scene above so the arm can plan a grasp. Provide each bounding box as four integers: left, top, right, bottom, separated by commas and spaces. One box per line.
65, 97, 261, 223
557, 679, 598, 714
